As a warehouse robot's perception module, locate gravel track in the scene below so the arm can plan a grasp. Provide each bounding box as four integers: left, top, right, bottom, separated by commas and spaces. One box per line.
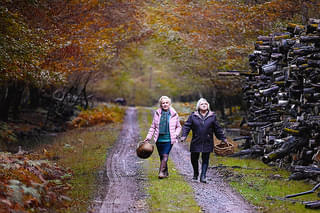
170, 142, 257, 213
93, 107, 256, 213
93, 107, 147, 213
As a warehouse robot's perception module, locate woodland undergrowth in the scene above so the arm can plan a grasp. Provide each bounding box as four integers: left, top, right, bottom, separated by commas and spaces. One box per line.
0, 104, 125, 212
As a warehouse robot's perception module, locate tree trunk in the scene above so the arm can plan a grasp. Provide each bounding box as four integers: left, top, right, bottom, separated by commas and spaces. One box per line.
216, 95, 225, 119
301, 1, 309, 25
0, 84, 15, 121
12, 82, 24, 119
29, 86, 40, 108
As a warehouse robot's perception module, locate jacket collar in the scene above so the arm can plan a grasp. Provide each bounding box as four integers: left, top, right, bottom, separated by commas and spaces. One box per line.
156, 107, 177, 117
194, 110, 214, 120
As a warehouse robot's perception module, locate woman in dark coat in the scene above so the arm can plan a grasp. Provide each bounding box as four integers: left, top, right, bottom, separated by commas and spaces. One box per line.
181, 98, 227, 183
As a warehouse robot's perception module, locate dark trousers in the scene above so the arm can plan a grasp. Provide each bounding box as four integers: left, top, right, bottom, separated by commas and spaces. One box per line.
191, 152, 210, 178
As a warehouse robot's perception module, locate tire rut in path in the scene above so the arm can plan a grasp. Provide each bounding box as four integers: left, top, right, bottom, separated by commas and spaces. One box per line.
96, 107, 147, 213
171, 142, 257, 213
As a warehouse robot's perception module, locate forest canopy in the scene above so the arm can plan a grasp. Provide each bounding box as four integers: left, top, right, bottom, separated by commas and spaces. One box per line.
0, 0, 319, 112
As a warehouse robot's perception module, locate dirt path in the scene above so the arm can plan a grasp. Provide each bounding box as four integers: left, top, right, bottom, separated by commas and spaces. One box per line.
93, 107, 147, 213
93, 107, 256, 213
171, 142, 257, 213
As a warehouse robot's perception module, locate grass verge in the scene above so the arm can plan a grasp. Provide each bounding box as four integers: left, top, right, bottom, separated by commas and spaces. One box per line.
34, 107, 124, 212
212, 155, 319, 213
137, 107, 201, 212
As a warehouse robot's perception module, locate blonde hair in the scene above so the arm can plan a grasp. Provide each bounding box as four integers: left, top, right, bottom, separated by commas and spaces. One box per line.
196, 98, 210, 111
159, 96, 171, 107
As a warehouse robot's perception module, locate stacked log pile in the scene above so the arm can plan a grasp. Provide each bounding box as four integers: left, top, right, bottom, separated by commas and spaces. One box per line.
238, 19, 320, 180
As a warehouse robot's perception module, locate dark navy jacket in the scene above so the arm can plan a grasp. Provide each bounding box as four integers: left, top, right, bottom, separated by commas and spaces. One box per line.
182, 111, 226, 152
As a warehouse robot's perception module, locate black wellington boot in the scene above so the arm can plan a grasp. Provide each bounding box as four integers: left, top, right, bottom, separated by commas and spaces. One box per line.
191, 161, 199, 180
200, 163, 208, 183
191, 153, 199, 180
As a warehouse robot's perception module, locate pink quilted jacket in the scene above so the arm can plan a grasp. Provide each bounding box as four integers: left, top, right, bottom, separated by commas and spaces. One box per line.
146, 107, 181, 144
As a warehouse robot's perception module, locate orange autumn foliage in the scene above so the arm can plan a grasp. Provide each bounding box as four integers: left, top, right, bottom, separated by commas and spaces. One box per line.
0, 152, 72, 212
71, 106, 125, 128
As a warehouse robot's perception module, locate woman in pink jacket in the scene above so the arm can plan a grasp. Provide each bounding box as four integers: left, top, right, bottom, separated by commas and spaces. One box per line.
144, 96, 182, 179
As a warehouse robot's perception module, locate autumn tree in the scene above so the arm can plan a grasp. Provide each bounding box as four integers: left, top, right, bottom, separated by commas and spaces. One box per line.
138, 0, 320, 110
1, 0, 319, 119
0, 0, 146, 121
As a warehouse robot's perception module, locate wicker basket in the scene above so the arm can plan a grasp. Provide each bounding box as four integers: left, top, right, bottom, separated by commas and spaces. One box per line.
214, 141, 235, 156
136, 141, 154, 159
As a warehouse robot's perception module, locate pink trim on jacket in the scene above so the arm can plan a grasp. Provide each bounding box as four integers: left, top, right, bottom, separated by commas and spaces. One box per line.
146, 107, 182, 144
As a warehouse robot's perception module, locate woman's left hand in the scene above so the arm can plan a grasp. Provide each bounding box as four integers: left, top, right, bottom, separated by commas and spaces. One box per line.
179, 136, 186, 143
